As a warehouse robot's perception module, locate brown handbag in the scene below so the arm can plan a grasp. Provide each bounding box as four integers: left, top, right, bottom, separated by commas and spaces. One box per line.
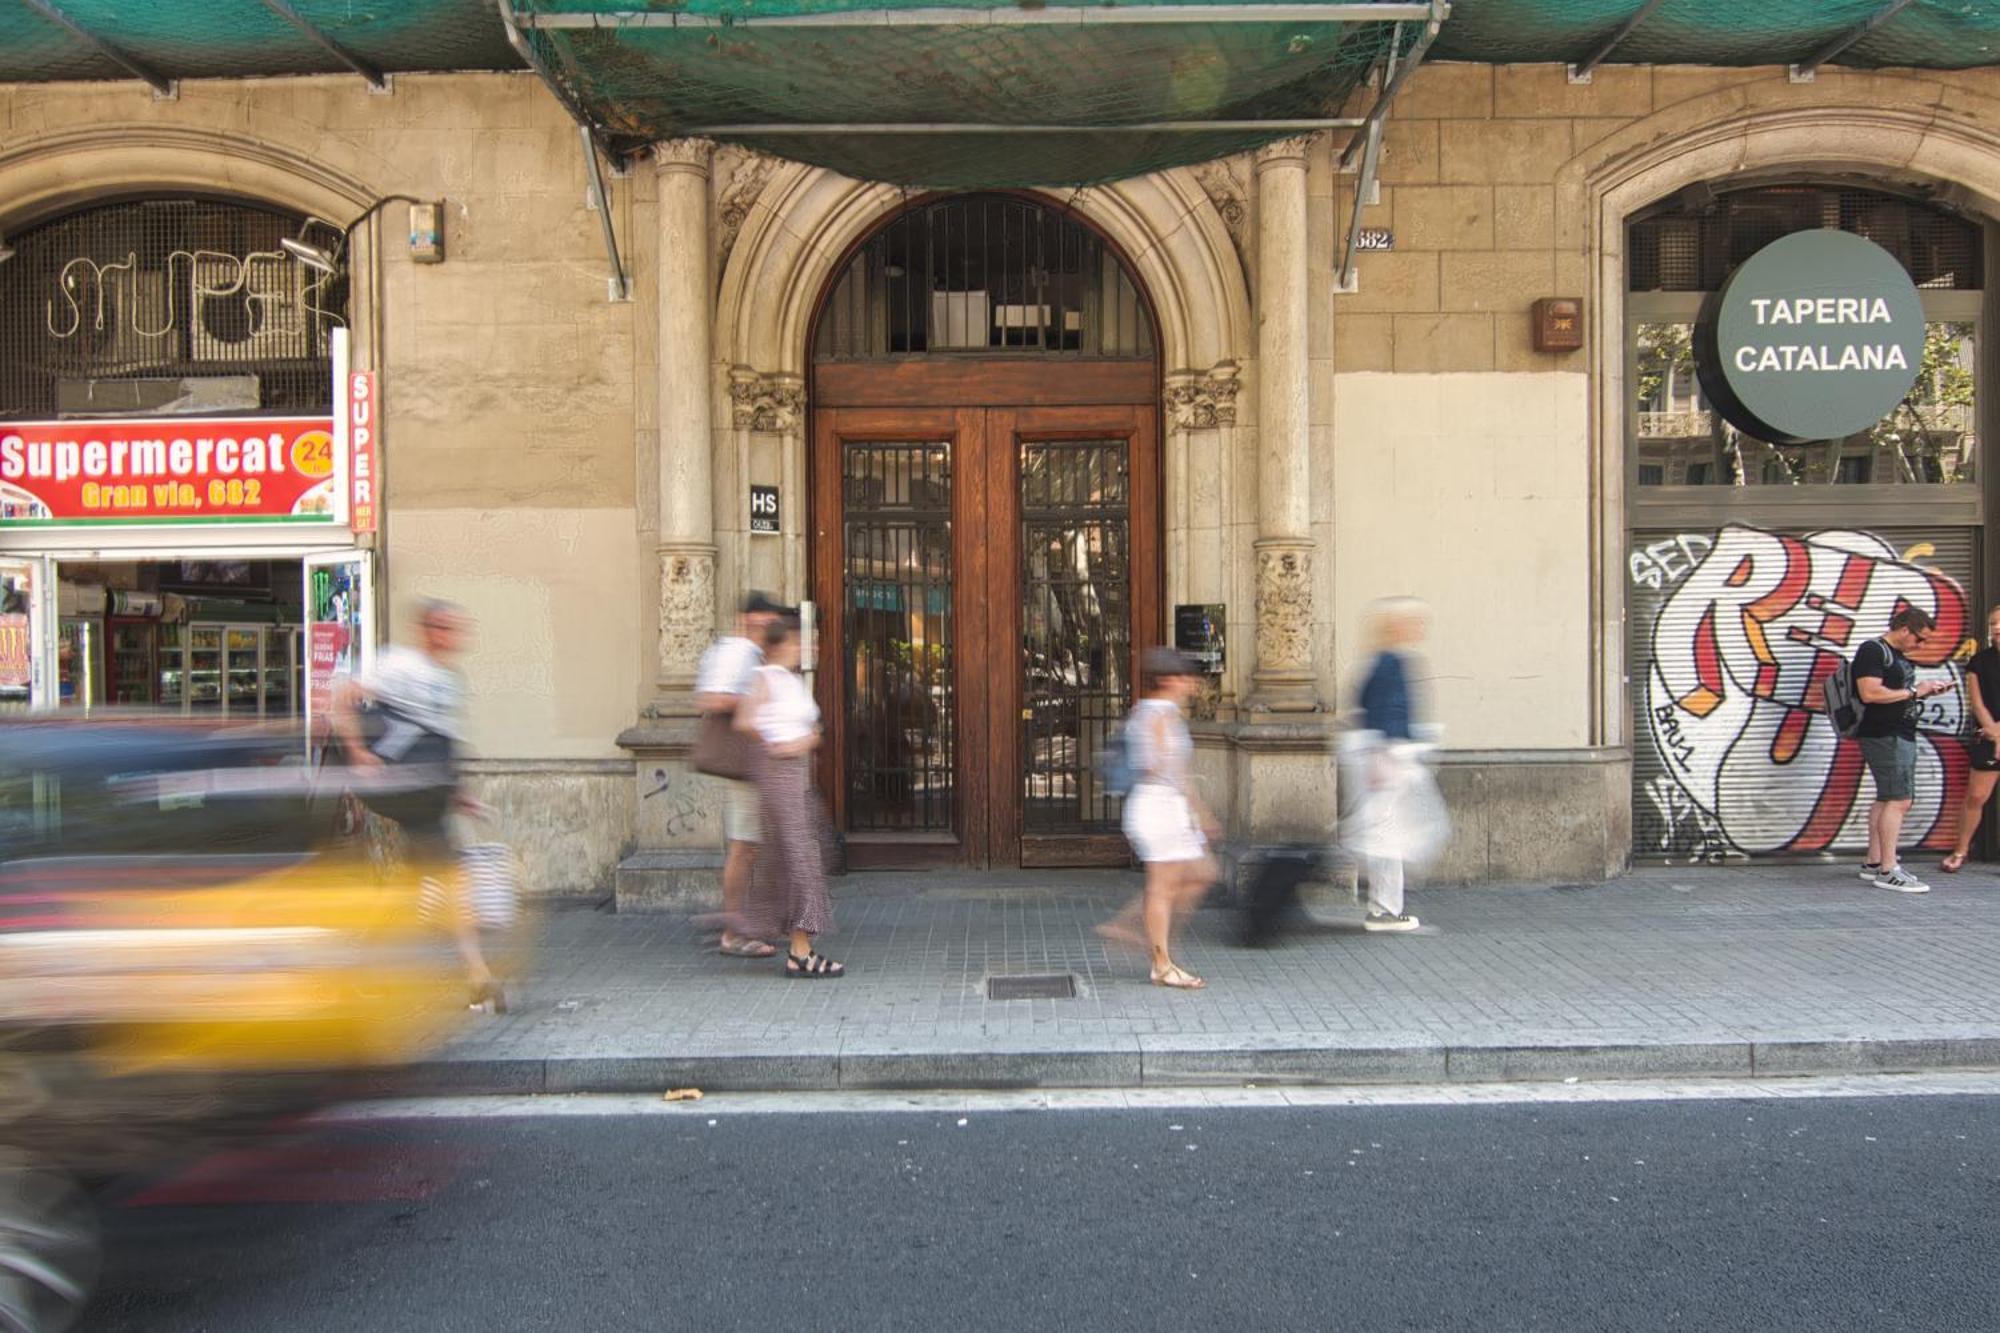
692, 711, 756, 781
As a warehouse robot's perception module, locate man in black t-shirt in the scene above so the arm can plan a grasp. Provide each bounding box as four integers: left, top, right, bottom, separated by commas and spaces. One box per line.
1853, 605, 1952, 893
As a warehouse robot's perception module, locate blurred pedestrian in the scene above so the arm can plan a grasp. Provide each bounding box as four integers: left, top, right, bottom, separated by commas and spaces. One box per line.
695, 590, 784, 957
1942, 604, 2000, 874
1341, 597, 1447, 932
1854, 605, 1951, 892
1097, 646, 1218, 989
734, 611, 844, 978
333, 598, 503, 1007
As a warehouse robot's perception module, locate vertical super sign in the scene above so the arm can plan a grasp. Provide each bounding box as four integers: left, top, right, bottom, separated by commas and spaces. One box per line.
349, 371, 377, 535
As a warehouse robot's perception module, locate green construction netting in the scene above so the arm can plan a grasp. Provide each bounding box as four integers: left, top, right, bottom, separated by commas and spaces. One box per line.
1431, 0, 2000, 70
0, 1, 518, 83
516, 0, 1399, 185
3, 2, 1999, 187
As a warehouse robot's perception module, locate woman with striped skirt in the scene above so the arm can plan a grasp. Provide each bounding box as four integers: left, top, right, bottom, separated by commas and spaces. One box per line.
734, 612, 844, 978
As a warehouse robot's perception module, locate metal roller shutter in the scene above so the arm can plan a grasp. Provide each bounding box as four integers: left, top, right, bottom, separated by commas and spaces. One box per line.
1630, 522, 1980, 863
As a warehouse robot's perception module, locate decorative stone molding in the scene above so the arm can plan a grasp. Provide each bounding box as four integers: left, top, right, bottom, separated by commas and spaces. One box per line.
1191, 157, 1251, 276
716, 149, 777, 269
653, 137, 715, 178
1253, 134, 1318, 170
657, 545, 717, 684
1164, 361, 1240, 432
1251, 541, 1318, 711
728, 366, 806, 434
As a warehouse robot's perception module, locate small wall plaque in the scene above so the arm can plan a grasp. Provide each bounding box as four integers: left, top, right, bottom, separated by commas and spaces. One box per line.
749, 483, 780, 535
1356, 228, 1395, 252
1173, 604, 1226, 675
1533, 297, 1584, 352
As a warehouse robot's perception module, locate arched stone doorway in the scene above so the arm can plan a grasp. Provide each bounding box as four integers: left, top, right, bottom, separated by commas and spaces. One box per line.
807, 193, 1162, 868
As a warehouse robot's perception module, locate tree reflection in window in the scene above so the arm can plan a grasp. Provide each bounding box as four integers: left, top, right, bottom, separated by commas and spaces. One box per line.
1634, 320, 1976, 487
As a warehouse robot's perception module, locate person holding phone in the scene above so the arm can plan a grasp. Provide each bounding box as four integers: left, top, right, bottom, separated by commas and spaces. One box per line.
1853, 605, 1952, 893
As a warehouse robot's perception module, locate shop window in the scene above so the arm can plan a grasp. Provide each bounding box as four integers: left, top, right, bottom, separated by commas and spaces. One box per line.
815, 194, 1155, 361
0, 196, 347, 420
1628, 184, 1982, 491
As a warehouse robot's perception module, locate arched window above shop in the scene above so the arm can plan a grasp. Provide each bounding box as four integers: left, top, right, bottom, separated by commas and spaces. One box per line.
1629, 183, 1983, 293
814, 194, 1156, 361
0, 197, 347, 420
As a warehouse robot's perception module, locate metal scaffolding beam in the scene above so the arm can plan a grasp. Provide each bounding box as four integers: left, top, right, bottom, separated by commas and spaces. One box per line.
20, 0, 173, 97
497, 0, 632, 302
520, 4, 1436, 28
691, 118, 1365, 135
1337, 1, 1449, 172
257, 0, 390, 91
1791, 0, 1917, 81
1566, 0, 1667, 84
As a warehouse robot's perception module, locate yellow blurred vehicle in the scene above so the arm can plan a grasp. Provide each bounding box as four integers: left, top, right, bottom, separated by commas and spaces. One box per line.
0, 719, 475, 1332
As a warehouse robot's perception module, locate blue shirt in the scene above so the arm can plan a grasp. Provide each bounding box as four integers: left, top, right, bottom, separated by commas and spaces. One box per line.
1358, 650, 1414, 742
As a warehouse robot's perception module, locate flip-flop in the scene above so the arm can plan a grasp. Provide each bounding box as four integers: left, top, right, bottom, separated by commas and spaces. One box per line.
719, 937, 777, 958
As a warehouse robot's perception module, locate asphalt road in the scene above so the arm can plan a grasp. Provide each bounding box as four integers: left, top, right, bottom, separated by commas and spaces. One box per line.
81, 1094, 2000, 1332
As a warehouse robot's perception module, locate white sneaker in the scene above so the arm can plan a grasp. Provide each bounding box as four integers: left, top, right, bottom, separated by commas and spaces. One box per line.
1859, 861, 1881, 881
1872, 865, 1931, 894
1364, 911, 1421, 932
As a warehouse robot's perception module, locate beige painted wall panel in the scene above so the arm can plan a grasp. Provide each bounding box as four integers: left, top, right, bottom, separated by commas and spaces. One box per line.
385, 507, 640, 759
1331, 372, 1590, 750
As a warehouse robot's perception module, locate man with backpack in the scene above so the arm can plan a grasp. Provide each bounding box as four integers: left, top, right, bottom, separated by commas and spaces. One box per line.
1852, 606, 1954, 893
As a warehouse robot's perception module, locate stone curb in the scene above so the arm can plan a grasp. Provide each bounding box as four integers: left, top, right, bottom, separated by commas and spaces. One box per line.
375, 1035, 2000, 1097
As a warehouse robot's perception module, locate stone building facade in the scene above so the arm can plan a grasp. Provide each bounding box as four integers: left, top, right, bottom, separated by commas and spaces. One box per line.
5, 58, 1998, 892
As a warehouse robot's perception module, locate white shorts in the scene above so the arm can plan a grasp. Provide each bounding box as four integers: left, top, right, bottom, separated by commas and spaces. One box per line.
723, 780, 761, 844
1122, 783, 1206, 864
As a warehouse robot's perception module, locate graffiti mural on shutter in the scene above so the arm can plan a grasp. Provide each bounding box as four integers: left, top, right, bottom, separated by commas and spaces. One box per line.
1630, 523, 1978, 862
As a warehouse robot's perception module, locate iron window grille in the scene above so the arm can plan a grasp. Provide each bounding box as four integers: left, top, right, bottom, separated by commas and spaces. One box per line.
0, 196, 347, 420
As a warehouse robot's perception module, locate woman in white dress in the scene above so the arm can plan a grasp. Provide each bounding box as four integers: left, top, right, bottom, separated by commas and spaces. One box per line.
1099, 647, 1218, 989
734, 614, 844, 978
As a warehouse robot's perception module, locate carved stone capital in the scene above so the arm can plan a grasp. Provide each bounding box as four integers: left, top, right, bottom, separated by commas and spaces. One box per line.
1253, 134, 1318, 171
1164, 360, 1241, 433
716, 149, 778, 267
728, 366, 806, 434
653, 137, 715, 178
1191, 157, 1251, 277
1250, 540, 1318, 711
657, 544, 717, 685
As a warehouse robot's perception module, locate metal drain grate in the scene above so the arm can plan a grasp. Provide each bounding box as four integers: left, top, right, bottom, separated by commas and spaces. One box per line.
986, 973, 1077, 1001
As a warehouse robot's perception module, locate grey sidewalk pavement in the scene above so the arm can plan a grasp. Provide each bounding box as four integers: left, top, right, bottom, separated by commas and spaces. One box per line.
395, 862, 2000, 1094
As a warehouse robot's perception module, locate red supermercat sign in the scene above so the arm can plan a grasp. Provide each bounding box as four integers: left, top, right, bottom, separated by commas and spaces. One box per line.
0, 416, 339, 528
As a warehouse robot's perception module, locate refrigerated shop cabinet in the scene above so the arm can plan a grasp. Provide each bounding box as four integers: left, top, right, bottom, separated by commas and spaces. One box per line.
155, 623, 301, 718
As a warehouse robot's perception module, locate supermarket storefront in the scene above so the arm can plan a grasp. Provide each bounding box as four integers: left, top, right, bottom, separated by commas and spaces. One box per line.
0, 196, 378, 734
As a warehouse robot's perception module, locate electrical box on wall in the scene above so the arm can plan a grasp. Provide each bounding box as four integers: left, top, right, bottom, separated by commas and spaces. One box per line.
408, 201, 446, 264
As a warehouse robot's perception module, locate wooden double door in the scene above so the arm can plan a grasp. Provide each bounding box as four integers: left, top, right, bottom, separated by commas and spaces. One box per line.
811, 376, 1159, 868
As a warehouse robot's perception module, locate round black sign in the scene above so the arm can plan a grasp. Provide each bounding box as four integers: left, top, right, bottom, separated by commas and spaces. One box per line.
1693, 229, 1926, 446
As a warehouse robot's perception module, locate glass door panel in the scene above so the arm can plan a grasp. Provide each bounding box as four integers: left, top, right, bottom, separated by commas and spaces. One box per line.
840, 440, 956, 835
1019, 439, 1132, 836
263, 626, 298, 719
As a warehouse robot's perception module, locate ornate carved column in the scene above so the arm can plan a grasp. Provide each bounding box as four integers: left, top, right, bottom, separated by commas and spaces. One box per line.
654, 137, 717, 698
1250, 135, 1319, 712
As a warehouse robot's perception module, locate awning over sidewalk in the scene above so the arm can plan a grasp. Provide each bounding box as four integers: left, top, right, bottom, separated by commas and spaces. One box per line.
509, 0, 2000, 185
509, 1, 1412, 186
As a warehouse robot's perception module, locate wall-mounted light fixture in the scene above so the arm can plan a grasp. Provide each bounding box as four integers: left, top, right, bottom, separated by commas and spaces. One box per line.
279, 196, 447, 277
